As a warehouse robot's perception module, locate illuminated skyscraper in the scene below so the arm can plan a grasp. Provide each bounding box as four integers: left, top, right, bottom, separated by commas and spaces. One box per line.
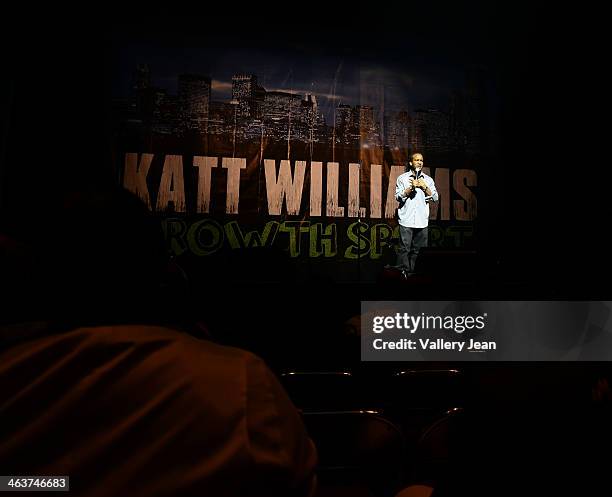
178, 74, 211, 132
412, 109, 450, 152
335, 104, 354, 144
232, 74, 257, 117
384, 111, 411, 149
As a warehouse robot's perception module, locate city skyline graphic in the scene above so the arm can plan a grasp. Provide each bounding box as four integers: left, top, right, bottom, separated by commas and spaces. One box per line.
113, 60, 490, 156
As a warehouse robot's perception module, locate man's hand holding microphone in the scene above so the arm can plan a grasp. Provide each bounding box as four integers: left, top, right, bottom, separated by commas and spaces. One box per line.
405, 177, 430, 197
413, 178, 427, 189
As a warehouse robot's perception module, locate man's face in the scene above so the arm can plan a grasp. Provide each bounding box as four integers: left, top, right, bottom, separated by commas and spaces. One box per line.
410, 154, 424, 171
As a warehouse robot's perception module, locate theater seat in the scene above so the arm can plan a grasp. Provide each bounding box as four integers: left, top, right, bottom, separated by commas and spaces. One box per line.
280, 371, 360, 411
303, 410, 407, 497
281, 370, 466, 495
391, 369, 464, 409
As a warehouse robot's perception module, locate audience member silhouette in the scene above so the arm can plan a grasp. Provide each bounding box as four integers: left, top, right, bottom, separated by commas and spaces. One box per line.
0, 186, 317, 497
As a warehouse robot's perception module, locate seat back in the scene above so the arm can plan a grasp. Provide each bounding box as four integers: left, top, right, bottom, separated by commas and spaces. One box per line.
281, 371, 360, 410
303, 410, 407, 497
390, 369, 464, 409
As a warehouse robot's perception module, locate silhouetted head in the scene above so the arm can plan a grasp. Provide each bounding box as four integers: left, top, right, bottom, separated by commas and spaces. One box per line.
5, 185, 170, 324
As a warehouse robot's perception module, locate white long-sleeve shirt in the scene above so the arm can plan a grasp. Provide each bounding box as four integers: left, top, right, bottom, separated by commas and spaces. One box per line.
395, 170, 439, 228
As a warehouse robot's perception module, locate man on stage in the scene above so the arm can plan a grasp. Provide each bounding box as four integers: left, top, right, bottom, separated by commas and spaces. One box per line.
392, 152, 439, 278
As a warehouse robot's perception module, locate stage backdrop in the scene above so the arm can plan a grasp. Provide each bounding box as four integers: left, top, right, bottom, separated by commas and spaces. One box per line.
111, 40, 493, 283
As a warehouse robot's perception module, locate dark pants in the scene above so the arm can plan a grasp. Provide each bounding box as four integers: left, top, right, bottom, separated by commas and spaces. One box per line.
396, 225, 428, 273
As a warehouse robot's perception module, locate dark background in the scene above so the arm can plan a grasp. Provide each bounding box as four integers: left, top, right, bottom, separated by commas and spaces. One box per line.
2, 1, 611, 372
2, 1, 609, 299
1, 3, 611, 494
